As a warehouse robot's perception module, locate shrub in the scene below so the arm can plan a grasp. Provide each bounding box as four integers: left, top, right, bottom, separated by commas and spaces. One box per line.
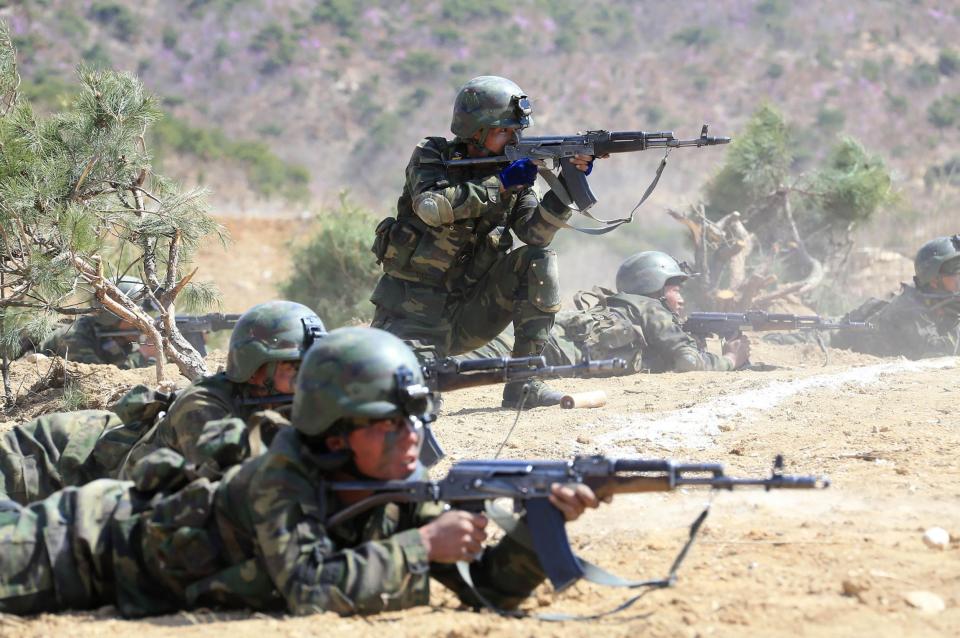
250, 23, 297, 74
88, 2, 139, 42
311, 0, 362, 38
280, 194, 382, 328
396, 50, 441, 80
161, 26, 178, 50
766, 62, 784, 79
671, 27, 718, 49
907, 61, 940, 88
813, 137, 893, 223
927, 94, 960, 129
815, 106, 846, 131
937, 48, 960, 76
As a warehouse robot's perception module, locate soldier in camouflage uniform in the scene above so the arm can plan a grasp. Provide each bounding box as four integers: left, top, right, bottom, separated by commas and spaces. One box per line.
370, 75, 600, 409
0, 301, 324, 505
0, 327, 604, 616
468, 251, 751, 373
118, 299, 325, 474
30, 277, 157, 369
828, 235, 960, 358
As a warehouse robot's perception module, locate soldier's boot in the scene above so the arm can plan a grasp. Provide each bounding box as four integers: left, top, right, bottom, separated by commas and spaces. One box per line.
501, 377, 563, 409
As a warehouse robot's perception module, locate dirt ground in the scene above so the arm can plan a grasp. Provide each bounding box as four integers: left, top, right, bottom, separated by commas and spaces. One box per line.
1, 339, 957, 637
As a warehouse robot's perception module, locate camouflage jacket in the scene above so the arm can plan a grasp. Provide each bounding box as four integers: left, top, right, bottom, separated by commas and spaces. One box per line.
831, 284, 960, 359
38, 316, 150, 369
0, 428, 546, 617
558, 292, 732, 372
120, 372, 259, 476
373, 136, 573, 294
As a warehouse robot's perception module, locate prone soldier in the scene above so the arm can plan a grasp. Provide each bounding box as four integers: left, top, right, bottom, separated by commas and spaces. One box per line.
0, 327, 605, 617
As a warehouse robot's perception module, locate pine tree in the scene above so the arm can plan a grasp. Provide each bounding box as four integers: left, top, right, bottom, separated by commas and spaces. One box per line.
0, 20, 223, 402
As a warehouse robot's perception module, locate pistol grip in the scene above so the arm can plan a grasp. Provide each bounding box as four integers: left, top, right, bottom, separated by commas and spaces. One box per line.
559, 157, 598, 212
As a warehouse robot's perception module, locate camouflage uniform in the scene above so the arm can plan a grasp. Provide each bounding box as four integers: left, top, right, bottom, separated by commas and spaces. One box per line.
829, 284, 960, 359
465, 291, 733, 373
0, 425, 546, 616
371, 137, 572, 360
38, 315, 151, 369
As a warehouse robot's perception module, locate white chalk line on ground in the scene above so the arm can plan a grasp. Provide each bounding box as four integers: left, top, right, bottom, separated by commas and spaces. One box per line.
592, 357, 959, 453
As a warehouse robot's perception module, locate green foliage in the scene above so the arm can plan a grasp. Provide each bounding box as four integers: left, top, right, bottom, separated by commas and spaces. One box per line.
88, 2, 139, 42
907, 61, 940, 88
441, 0, 511, 20
672, 26, 718, 49
813, 137, 893, 223
61, 380, 91, 411
926, 94, 960, 129
0, 28, 223, 377
704, 104, 792, 217
150, 114, 311, 202
756, 0, 791, 18
396, 50, 441, 80
280, 194, 382, 328
766, 62, 784, 79
937, 48, 960, 76
82, 43, 112, 69
924, 156, 960, 189
55, 11, 90, 42
250, 23, 297, 74
860, 59, 882, 82
885, 90, 908, 114
433, 25, 461, 45
161, 26, 179, 50
815, 106, 846, 132
311, 0, 362, 38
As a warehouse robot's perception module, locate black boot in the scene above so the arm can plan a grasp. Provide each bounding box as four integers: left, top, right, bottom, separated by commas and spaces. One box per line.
501, 378, 563, 409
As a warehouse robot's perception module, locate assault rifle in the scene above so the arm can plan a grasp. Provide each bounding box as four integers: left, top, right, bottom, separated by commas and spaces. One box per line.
327, 454, 828, 598
95, 312, 241, 356
243, 355, 627, 407
683, 311, 872, 340
444, 125, 730, 213
243, 355, 626, 466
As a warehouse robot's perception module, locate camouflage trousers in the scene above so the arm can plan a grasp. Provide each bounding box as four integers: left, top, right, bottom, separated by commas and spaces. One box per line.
371, 245, 560, 359
0, 410, 126, 505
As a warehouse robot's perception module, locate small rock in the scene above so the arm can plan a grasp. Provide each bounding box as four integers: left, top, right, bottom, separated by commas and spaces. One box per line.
23, 353, 49, 364
923, 527, 950, 550
575, 434, 591, 445
842, 577, 870, 597
904, 591, 945, 614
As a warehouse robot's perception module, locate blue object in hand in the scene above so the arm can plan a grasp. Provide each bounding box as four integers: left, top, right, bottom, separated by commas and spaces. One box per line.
584, 158, 594, 176
498, 158, 538, 188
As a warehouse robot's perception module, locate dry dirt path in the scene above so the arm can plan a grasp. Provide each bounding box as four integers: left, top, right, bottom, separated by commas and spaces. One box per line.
2, 343, 959, 637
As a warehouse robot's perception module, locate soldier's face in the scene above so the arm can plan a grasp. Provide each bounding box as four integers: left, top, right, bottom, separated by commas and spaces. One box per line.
343, 416, 423, 480
476, 127, 519, 154
663, 284, 685, 315
935, 273, 960, 293
272, 361, 300, 394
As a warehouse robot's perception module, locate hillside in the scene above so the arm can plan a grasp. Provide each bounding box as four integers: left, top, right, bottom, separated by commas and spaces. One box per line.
2, 1, 958, 263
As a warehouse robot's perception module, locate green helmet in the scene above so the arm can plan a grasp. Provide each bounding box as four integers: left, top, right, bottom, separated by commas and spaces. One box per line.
615, 251, 688, 296
93, 276, 149, 327
225, 300, 326, 383
914, 235, 960, 289
291, 327, 435, 437
450, 75, 533, 140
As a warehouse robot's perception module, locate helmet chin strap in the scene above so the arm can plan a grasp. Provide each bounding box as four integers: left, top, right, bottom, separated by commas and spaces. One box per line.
259, 361, 280, 395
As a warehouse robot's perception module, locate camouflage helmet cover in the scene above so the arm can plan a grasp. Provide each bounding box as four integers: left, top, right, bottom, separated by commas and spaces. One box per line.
291, 327, 435, 437
615, 251, 689, 296
450, 75, 533, 139
914, 235, 960, 288
225, 300, 326, 383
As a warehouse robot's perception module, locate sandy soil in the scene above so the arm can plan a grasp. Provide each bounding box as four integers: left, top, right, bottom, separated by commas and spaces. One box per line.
1, 340, 958, 637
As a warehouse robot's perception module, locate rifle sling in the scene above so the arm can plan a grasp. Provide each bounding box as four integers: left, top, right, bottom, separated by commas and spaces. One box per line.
453, 500, 710, 621
536, 148, 670, 236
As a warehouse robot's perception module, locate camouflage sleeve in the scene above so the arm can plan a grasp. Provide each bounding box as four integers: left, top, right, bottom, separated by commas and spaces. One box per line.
637, 305, 733, 372
41, 324, 104, 364
166, 390, 234, 466
407, 138, 503, 224
876, 299, 960, 359
249, 456, 432, 615
507, 187, 572, 247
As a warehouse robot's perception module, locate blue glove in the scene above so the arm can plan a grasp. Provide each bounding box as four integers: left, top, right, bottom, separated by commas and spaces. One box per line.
584, 158, 595, 176
498, 158, 538, 189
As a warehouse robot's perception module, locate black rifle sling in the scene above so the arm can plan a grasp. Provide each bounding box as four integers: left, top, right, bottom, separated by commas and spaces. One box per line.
453, 500, 711, 621
536, 148, 671, 236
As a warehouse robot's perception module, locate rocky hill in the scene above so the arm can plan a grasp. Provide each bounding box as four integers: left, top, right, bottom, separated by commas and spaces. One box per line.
3, 1, 958, 251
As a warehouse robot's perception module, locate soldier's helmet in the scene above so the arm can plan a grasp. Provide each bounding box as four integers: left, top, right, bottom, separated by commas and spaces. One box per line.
92, 276, 149, 327
225, 300, 326, 383
450, 75, 533, 140
291, 327, 435, 437
914, 235, 960, 289
616, 251, 689, 296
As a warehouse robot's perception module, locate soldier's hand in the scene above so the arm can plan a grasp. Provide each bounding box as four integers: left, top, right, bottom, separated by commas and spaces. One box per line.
570, 153, 609, 174
418, 510, 488, 563
722, 334, 751, 369
548, 483, 608, 522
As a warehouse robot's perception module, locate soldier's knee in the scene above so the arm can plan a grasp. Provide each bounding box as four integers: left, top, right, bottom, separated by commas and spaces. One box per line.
521, 249, 560, 313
